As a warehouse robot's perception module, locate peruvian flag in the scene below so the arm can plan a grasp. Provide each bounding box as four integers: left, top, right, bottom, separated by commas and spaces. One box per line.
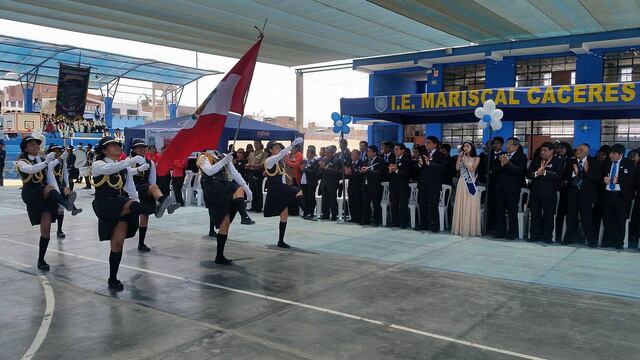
156, 38, 263, 175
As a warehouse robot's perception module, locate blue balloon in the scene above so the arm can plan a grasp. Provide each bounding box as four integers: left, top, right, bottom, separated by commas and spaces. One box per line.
331, 112, 341, 122
333, 126, 341, 134
342, 126, 351, 135
342, 115, 351, 125
482, 114, 491, 122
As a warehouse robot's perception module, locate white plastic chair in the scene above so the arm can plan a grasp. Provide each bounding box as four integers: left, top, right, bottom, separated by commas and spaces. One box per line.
181, 171, 195, 205
408, 183, 419, 229
184, 172, 200, 206
337, 179, 350, 220
477, 185, 487, 234
314, 182, 323, 217
193, 173, 204, 206
380, 182, 391, 226
438, 185, 452, 232
517, 188, 530, 240
262, 177, 268, 199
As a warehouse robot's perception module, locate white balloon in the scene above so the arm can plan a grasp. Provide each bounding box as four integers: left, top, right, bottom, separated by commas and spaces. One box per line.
478, 119, 489, 129
490, 118, 502, 131
335, 120, 343, 127
474, 107, 485, 119
490, 109, 503, 121
483, 99, 496, 113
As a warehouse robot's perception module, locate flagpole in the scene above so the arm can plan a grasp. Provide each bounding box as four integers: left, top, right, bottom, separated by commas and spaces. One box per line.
231, 20, 267, 151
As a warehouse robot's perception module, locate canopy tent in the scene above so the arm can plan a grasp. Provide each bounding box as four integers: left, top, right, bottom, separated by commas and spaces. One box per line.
124, 114, 300, 152
340, 82, 640, 124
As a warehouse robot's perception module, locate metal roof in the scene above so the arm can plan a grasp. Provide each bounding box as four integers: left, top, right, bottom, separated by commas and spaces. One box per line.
0, 35, 222, 89
2, 1, 640, 67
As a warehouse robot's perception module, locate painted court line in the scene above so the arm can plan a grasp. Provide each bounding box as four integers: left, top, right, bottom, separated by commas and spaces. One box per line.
1, 258, 56, 360
0, 237, 548, 360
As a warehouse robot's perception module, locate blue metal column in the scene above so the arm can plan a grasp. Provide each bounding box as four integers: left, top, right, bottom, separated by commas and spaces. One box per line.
104, 97, 114, 129
168, 103, 178, 119
23, 88, 33, 113
425, 64, 444, 139
574, 49, 604, 155
19, 68, 39, 113
483, 57, 516, 144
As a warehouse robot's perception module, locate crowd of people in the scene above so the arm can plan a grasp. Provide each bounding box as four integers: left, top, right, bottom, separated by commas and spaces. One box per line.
219, 137, 640, 251
41, 113, 109, 138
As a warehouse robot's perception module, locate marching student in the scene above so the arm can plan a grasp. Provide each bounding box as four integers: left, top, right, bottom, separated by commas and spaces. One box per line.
17, 135, 77, 270
263, 137, 305, 248
129, 139, 180, 252
45, 144, 83, 239
91, 136, 147, 291
197, 149, 253, 265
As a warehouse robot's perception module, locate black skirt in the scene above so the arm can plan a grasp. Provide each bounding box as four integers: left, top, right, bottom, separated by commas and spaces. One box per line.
202, 178, 240, 228
92, 196, 139, 241
264, 180, 300, 217
135, 184, 156, 213
21, 185, 58, 226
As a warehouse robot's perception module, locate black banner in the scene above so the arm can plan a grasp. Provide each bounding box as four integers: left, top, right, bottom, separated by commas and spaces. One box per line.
55, 63, 90, 120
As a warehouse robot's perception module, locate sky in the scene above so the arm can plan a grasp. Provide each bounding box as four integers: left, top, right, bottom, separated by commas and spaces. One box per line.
0, 19, 369, 127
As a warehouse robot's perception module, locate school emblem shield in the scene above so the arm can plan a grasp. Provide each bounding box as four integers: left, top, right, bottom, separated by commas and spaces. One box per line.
374, 96, 387, 112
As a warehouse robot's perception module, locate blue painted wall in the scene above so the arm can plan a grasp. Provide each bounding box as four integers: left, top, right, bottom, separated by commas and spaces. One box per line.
483, 57, 516, 145
367, 73, 411, 148
574, 50, 604, 155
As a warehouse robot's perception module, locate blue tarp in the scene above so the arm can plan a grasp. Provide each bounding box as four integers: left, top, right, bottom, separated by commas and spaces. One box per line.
124, 114, 299, 152
341, 82, 640, 124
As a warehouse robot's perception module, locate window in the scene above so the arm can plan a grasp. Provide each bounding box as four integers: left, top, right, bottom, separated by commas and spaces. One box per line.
603, 51, 640, 83
111, 108, 121, 115
516, 56, 576, 87
443, 64, 485, 92
514, 120, 575, 150
126, 109, 138, 116
442, 122, 484, 148
601, 119, 640, 149
403, 124, 425, 143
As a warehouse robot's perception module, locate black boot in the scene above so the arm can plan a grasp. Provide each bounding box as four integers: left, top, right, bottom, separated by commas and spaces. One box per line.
57, 213, 65, 239
214, 234, 232, 265
155, 195, 175, 218
64, 191, 77, 211
277, 222, 290, 248
37, 236, 50, 271
108, 251, 124, 291
137, 227, 150, 252
234, 197, 255, 225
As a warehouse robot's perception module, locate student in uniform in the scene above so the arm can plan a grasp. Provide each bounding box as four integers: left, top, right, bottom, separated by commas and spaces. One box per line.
361, 145, 383, 226
601, 144, 636, 249
263, 137, 304, 248
17, 135, 78, 270
526, 142, 565, 243
91, 136, 148, 291
129, 139, 181, 252
197, 149, 253, 264
45, 144, 83, 239
388, 143, 411, 229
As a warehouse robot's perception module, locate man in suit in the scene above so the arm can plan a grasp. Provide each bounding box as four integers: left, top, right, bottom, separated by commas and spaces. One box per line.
526, 142, 565, 243
486, 137, 504, 232
346, 149, 364, 223
388, 143, 412, 229
358, 141, 368, 163
417, 136, 446, 232
563, 143, 601, 247
601, 143, 636, 249
493, 137, 527, 240
336, 139, 351, 216
381, 141, 395, 183
320, 145, 339, 220
301, 145, 321, 220
361, 145, 383, 226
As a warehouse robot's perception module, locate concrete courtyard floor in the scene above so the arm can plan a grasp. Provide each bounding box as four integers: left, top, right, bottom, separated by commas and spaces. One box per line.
2, 184, 640, 360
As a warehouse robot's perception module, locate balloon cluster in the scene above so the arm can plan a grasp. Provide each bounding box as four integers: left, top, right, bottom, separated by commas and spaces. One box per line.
474, 100, 503, 131
331, 112, 351, 134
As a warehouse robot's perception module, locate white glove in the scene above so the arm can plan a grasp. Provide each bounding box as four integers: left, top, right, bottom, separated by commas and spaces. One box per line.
49, 159, 60, 168
222, 153, 233, 165
292, 137, 304, 146
137, 163, 150, 173
45, 152, 57, 164
127, 167, 138, 176
61, 151, 68, 161
243, 185, 253, 203
128, 155, 146, 166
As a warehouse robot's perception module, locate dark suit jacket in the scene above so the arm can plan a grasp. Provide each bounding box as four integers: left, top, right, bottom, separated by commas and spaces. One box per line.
348, 159, 364, 190
320, 155, 339, 191
389, 154, 411, 188
381, 152, 394, 182
493, 151, 527, 193
527, 156, 565, 197
418, 149, 446, 192
302, 157, 322, 186
364, 156, 383, 189
564, 156, 601, 202
601, 157, 636, 199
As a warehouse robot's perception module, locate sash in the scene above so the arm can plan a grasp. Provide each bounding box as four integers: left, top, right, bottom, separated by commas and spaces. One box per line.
460, 160, 478, 196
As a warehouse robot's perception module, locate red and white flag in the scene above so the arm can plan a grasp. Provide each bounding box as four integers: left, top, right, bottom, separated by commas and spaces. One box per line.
157, 38, 262, 175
